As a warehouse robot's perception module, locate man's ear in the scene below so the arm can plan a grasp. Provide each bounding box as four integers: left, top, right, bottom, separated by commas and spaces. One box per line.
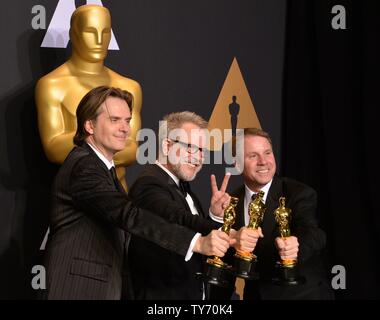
162, 138, 170, 156
84, 120, 94, 135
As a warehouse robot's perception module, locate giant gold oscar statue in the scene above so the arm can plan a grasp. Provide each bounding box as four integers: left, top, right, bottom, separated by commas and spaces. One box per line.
35, 4, 141, 191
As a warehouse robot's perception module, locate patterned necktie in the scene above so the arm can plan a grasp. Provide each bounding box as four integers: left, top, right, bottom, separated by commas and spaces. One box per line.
179, 180, 191, 196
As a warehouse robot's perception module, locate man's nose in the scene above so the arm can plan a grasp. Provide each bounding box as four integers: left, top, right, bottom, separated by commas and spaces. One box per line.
257, 155, 266, 165
119, 121, 129, 133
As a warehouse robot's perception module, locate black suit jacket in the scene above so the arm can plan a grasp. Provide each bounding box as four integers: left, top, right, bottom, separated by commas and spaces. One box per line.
42, 145, 198, 300
128, 164, 221, 300
212, 175, 333, 300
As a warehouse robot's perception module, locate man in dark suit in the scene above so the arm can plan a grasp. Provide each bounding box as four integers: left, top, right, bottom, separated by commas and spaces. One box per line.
41, 87, 230, 300
128, 111, 232, 300
214, 127, 333, 300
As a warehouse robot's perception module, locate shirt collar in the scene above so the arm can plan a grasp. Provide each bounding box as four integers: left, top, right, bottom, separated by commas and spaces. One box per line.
244, 179, 273, 204
155, 160, 180, 186
86, 142, 115, 170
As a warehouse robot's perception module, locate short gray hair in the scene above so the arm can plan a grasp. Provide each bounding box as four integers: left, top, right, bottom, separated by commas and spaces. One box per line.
158, 111, 208, 154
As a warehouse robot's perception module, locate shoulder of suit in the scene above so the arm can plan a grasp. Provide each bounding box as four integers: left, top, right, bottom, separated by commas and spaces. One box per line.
136, 164, 167, 180
281, 176, 316, 196
65, 146, 90, 162
64, 146, 100, 171
129, 164, 168, 190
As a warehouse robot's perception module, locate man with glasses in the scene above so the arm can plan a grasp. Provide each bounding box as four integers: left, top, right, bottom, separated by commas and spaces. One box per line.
128, 111, 232, 300
41, 89, 231, 300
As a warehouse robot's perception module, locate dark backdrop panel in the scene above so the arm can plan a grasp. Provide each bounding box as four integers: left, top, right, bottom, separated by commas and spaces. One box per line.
283, 0, 380, 299
0, 0, 284, 298
118, 0, 285, 205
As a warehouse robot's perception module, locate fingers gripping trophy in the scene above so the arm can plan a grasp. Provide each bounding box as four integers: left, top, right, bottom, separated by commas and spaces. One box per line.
204, 197, 238, 287
233, 191, 266, 279
272, 197, 304, 285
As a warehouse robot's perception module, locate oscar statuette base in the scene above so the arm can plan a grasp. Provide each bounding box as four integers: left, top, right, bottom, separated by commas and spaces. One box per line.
272, 261, 305, 286
198, 257, 233, 288
232, 252, 259, 280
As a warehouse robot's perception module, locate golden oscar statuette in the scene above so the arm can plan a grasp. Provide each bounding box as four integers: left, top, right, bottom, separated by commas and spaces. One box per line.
35, 4, 142, 191
202, 197, 238, 288
272, 197, 304, 285
233, 190, 266, 279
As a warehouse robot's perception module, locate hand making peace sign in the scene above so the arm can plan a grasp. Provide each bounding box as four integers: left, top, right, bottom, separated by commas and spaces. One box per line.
210, 173, 231, 217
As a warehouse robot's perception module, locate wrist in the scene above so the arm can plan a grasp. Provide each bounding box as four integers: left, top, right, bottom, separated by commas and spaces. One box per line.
193, 236, 203, 253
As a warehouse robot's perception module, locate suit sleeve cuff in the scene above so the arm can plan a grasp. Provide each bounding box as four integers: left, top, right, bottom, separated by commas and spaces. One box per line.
185, 232, 202, 261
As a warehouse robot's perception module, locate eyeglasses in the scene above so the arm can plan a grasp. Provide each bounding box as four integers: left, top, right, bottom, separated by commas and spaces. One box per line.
170, 139, 205, 154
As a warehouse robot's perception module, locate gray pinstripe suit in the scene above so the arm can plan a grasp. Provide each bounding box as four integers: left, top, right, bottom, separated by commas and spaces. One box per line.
41, 144, 197, 300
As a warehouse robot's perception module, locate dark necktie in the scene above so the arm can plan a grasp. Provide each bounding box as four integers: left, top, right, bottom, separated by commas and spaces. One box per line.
179, 180, 191, 197
110, 167, 120, 189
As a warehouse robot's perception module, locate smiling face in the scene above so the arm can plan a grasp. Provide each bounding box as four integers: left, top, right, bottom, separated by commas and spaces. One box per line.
84, 96, 131, 161
242, 134, 277, 191
70, 6, 111, 62
165, 122, 206, 181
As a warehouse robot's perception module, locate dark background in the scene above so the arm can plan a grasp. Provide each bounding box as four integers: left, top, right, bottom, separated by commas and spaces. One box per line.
0, 0, 378, 299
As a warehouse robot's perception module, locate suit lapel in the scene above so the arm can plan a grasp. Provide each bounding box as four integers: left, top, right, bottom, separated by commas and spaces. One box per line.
82, 143, 126, 194
151, 164, 193, 211
147, 164, 207, 217
262, 176, 283, 238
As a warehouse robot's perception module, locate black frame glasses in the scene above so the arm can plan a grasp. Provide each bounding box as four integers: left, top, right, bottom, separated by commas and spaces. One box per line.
170, 139, 205, 154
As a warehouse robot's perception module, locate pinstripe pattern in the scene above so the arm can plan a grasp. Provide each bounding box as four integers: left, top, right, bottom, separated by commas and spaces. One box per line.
41, 144, 196, 300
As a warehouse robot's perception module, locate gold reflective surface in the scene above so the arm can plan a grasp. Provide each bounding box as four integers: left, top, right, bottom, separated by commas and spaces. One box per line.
235, 191, 266, 260
274, 197, 296, 266
35, 5, 142, 190
207, 197, 238, 267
